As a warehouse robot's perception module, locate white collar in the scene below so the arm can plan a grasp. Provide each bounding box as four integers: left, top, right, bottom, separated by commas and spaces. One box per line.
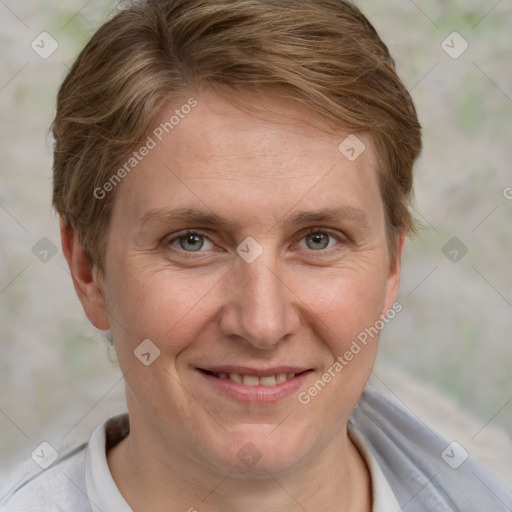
348, 422, 401, 512
85, 414, 132, 512
85, 413, 400, 512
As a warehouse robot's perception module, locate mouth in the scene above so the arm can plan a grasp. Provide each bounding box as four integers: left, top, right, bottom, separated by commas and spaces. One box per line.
196, 366, 314, 403
198, 368, 311, 387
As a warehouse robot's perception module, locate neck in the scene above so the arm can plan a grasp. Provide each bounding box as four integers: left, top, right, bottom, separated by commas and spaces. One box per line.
107, 411, 371, 512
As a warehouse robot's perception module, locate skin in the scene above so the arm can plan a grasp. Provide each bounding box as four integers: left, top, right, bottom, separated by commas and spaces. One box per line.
62, 89, 405, 512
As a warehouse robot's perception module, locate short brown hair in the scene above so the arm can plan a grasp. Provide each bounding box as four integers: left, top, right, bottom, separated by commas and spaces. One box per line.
52, 0, 421, 273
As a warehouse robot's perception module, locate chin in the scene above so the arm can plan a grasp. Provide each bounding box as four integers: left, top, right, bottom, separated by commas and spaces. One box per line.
204, 423, 314, 476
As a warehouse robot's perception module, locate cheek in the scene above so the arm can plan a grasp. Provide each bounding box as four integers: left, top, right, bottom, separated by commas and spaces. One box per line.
104, 263, 223, 354
303, 267, 388, 390
289, 261, 390, 430
300, 259, 390, 343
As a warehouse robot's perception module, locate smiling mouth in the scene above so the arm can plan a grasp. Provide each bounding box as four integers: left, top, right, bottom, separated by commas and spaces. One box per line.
198, 369, 312, 387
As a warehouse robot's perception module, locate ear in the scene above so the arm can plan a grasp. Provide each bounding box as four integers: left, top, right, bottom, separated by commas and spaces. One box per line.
60, 217, 110, 330
383, 228, 406, 314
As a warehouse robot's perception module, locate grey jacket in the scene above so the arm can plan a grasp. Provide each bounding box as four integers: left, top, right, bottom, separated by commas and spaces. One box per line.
2, 384, 511, 511
350, 384, 512, 511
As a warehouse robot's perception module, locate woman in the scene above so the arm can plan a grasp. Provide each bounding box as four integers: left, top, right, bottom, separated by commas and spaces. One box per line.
2, 0, 511, 510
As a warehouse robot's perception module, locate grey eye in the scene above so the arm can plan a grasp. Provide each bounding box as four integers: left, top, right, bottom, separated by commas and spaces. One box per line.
177, 233, 205, 252
305, 232, 331, 250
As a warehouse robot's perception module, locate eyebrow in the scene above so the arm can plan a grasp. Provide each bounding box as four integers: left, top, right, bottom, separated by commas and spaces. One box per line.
138, 205, 371, 233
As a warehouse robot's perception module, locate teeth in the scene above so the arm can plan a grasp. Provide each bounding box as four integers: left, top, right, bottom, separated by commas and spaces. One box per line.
260, 375, 277, 387
216, 372, 297, 386
229, 373, 243, 384
242, 375, 259, 386
276, 373, 287, 384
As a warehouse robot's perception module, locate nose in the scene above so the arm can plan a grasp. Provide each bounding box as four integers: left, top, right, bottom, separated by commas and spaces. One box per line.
218, 249, 300, 350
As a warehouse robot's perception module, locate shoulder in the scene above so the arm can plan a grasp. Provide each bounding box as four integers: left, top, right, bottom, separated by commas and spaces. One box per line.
350, 384, 512, 511
0, 444, 90, 512
1, 413, 130, 512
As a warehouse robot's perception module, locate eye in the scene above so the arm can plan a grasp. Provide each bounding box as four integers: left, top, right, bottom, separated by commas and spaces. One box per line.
167, 230, 214, 253
298, 229, 343, 252
165, 228, 345, 258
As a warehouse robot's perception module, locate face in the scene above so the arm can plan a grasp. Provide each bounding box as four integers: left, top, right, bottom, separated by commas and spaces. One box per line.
78, 89, 402, 475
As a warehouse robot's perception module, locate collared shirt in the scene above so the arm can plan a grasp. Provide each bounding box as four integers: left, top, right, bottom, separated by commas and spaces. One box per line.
0, 414, 398, 511
2, 385, 511, 511
348, 423, 401, 511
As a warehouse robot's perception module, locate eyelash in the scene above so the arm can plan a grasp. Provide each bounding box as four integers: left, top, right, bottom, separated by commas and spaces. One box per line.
164, 228, 347, 259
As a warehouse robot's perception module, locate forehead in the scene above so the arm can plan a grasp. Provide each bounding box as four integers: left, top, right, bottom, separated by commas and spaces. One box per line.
110, 89, 383, 231
152, 90, 372, 175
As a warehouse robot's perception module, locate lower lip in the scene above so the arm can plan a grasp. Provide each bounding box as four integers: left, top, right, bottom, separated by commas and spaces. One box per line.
196, 369, 313, 403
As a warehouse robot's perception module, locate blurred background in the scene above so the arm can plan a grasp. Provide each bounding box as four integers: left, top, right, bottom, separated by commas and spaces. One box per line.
1, 0, 511, 494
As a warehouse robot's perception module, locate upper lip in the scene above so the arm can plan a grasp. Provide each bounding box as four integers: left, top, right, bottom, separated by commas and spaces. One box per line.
197, 366, 312, 377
